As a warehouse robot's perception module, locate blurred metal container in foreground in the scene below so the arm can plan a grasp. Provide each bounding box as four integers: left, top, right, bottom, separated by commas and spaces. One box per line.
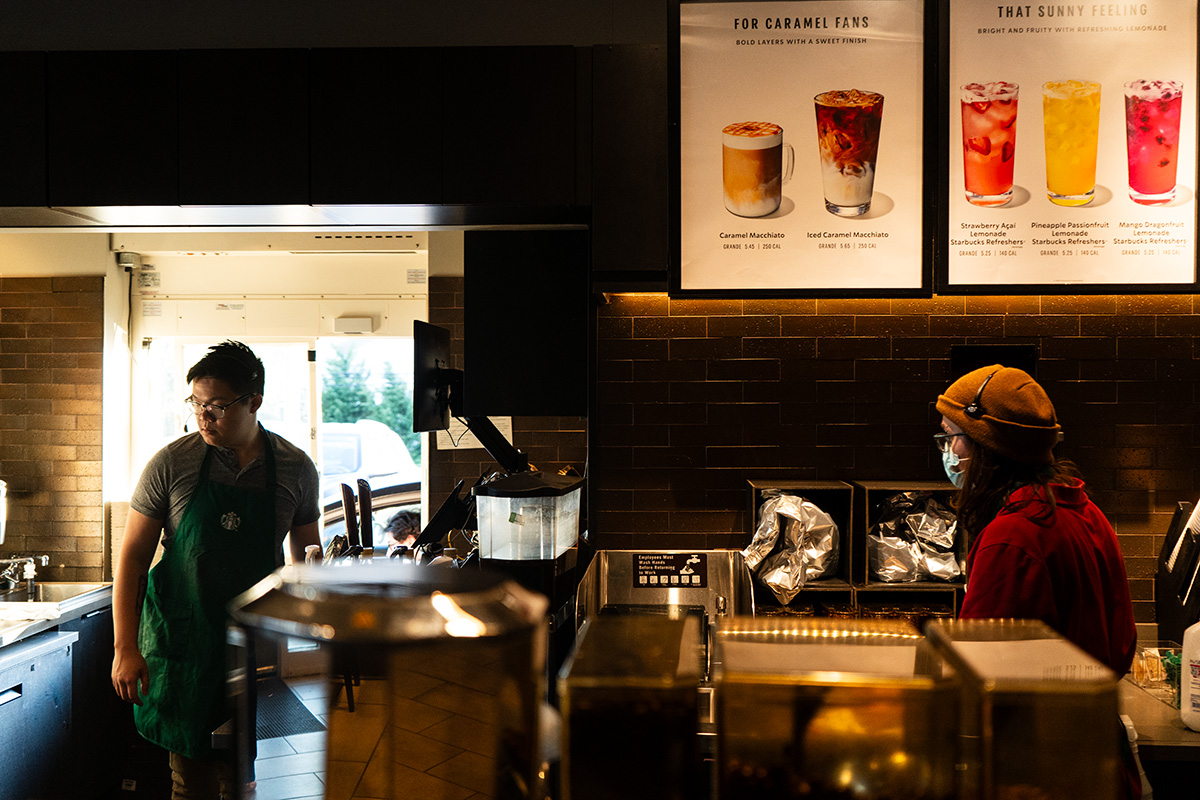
558, 614, 705, 800
925, 619, 1120, 800
713, 617, 958, 800
229, 563, 548, 799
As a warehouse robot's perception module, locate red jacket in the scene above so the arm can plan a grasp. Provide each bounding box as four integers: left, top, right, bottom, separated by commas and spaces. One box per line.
959, 479, 1137, 677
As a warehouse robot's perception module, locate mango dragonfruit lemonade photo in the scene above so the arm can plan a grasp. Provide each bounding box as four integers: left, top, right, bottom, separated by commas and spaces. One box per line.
1123, 79, 1184, 206
960, 81, 1019, 207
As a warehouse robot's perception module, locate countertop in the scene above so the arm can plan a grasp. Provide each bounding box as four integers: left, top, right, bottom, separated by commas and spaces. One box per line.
1120, 678, 1200, 762
0, 586, 1186, 762
0, 583, 113, 647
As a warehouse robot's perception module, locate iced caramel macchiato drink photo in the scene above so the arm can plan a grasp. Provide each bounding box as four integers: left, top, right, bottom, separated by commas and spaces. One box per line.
722, 121, 795, 217
814, 89, 884, 217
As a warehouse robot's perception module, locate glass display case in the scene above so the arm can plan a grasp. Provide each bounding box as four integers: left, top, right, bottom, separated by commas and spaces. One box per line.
713, 617, 959, 800
558, 614, 704, 800
926, 618, 1121, 800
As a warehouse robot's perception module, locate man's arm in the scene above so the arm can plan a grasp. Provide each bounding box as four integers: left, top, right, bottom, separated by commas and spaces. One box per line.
288, 520, 321, 564
111, 509, 164, 705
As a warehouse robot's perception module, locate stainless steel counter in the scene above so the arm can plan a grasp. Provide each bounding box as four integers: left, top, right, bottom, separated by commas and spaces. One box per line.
1120, 678, 1200, 761
0, 582, 113, 647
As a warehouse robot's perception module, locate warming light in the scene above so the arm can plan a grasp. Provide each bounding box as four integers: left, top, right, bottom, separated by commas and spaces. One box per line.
431, 591, 487, 638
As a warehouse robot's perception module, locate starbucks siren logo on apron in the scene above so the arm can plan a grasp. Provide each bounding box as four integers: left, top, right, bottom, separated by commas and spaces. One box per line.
221, 511, 241, 531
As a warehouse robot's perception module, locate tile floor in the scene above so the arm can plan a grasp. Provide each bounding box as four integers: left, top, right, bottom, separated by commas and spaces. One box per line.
251, 668, 510, 800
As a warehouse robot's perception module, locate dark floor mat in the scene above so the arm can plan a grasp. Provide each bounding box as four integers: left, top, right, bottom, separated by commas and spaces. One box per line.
255, 677, 326, 740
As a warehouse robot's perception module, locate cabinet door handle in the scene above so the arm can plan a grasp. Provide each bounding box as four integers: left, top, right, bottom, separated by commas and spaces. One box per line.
0, 685, 21, 707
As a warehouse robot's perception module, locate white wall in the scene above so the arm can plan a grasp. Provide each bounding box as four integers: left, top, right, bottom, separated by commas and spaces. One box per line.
103, 254, 133, 503
429, 231, 465, 277
0, 232, 111, 276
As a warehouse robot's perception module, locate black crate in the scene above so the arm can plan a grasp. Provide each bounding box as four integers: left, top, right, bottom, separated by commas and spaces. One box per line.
852, 480, 964, 589
746, 480, 854, 602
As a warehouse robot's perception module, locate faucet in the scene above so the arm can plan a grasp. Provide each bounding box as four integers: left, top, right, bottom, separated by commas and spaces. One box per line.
0, 556, 49, 593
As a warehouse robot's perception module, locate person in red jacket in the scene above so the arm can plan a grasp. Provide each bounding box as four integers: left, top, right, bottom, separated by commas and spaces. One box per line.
936, 364, 1136, 672
936, 364, 1141, 799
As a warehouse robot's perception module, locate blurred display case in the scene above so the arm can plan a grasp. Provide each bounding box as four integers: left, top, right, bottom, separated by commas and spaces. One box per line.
228, 564, 548, 800
713, 617, 959, 800
558, 614, 704, 800
926, 618, 1122, 800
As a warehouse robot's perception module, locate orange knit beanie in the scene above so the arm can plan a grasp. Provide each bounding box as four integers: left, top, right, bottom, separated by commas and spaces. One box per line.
935, 364, 1061, 465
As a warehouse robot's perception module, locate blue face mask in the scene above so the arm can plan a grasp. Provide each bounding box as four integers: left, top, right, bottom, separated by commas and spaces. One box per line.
943, 449, 967, 488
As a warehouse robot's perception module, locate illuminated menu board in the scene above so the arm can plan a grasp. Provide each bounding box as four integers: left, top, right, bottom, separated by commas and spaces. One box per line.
673, 0, 929, 295
945, 0, 1198, 289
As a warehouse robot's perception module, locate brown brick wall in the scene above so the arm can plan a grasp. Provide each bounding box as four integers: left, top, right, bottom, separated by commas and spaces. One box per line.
0, 276, 104, 582
593, 292, 1200, 625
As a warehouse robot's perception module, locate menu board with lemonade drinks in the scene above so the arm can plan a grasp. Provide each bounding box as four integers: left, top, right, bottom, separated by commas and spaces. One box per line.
676, 0, 928, 294
947, 0, 1197, 288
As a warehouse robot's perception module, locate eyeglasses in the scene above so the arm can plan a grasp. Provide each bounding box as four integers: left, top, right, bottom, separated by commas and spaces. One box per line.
184, 392, 253, 419
933, 432, 967, 453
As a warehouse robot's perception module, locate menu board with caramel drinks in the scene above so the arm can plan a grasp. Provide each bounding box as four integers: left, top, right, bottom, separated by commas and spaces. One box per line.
673, 0, 931, 295
944, 0, 1198, 290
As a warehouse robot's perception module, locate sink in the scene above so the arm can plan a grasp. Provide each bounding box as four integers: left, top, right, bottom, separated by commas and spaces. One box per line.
0, 582, 109, 604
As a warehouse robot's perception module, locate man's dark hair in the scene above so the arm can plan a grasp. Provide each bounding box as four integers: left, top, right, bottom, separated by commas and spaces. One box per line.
384, 508, 421, 537
186, 340, 265, 395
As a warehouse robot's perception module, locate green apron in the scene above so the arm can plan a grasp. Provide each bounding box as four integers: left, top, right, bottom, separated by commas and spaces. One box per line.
134, 433, 278, 760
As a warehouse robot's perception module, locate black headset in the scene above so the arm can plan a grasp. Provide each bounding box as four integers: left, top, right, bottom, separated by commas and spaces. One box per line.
963, 369, 1000, 419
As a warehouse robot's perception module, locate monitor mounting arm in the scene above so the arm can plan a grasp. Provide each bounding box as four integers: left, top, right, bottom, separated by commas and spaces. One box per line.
441, 367, 530, 475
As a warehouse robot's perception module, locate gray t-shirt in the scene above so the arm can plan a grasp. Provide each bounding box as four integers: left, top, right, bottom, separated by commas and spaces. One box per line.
130, 428, 320, 566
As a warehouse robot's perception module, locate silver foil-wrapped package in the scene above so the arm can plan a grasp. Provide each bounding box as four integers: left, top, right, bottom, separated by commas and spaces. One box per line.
868, 492, 962, 583
742, 493, 839, 604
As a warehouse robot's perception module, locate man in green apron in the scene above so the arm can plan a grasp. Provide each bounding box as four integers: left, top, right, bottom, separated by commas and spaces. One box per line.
111, 341, 321, 799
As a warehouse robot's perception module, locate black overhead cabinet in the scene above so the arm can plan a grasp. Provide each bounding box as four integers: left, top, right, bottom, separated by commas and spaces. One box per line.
47, 50, 179, 207
309, 47, 445, 205
179, 49, 310, 206
441, 46, 577, 206
0, 52, 48, 207
3, 44, 670, 282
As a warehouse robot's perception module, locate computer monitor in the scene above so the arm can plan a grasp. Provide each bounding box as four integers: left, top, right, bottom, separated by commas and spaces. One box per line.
1157, 500, 1200, 643
413, 319, 454, 433
411, 319, 528, 474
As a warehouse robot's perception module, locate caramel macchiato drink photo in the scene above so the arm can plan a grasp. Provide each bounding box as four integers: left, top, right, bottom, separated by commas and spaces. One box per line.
722, 121, 795, 217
